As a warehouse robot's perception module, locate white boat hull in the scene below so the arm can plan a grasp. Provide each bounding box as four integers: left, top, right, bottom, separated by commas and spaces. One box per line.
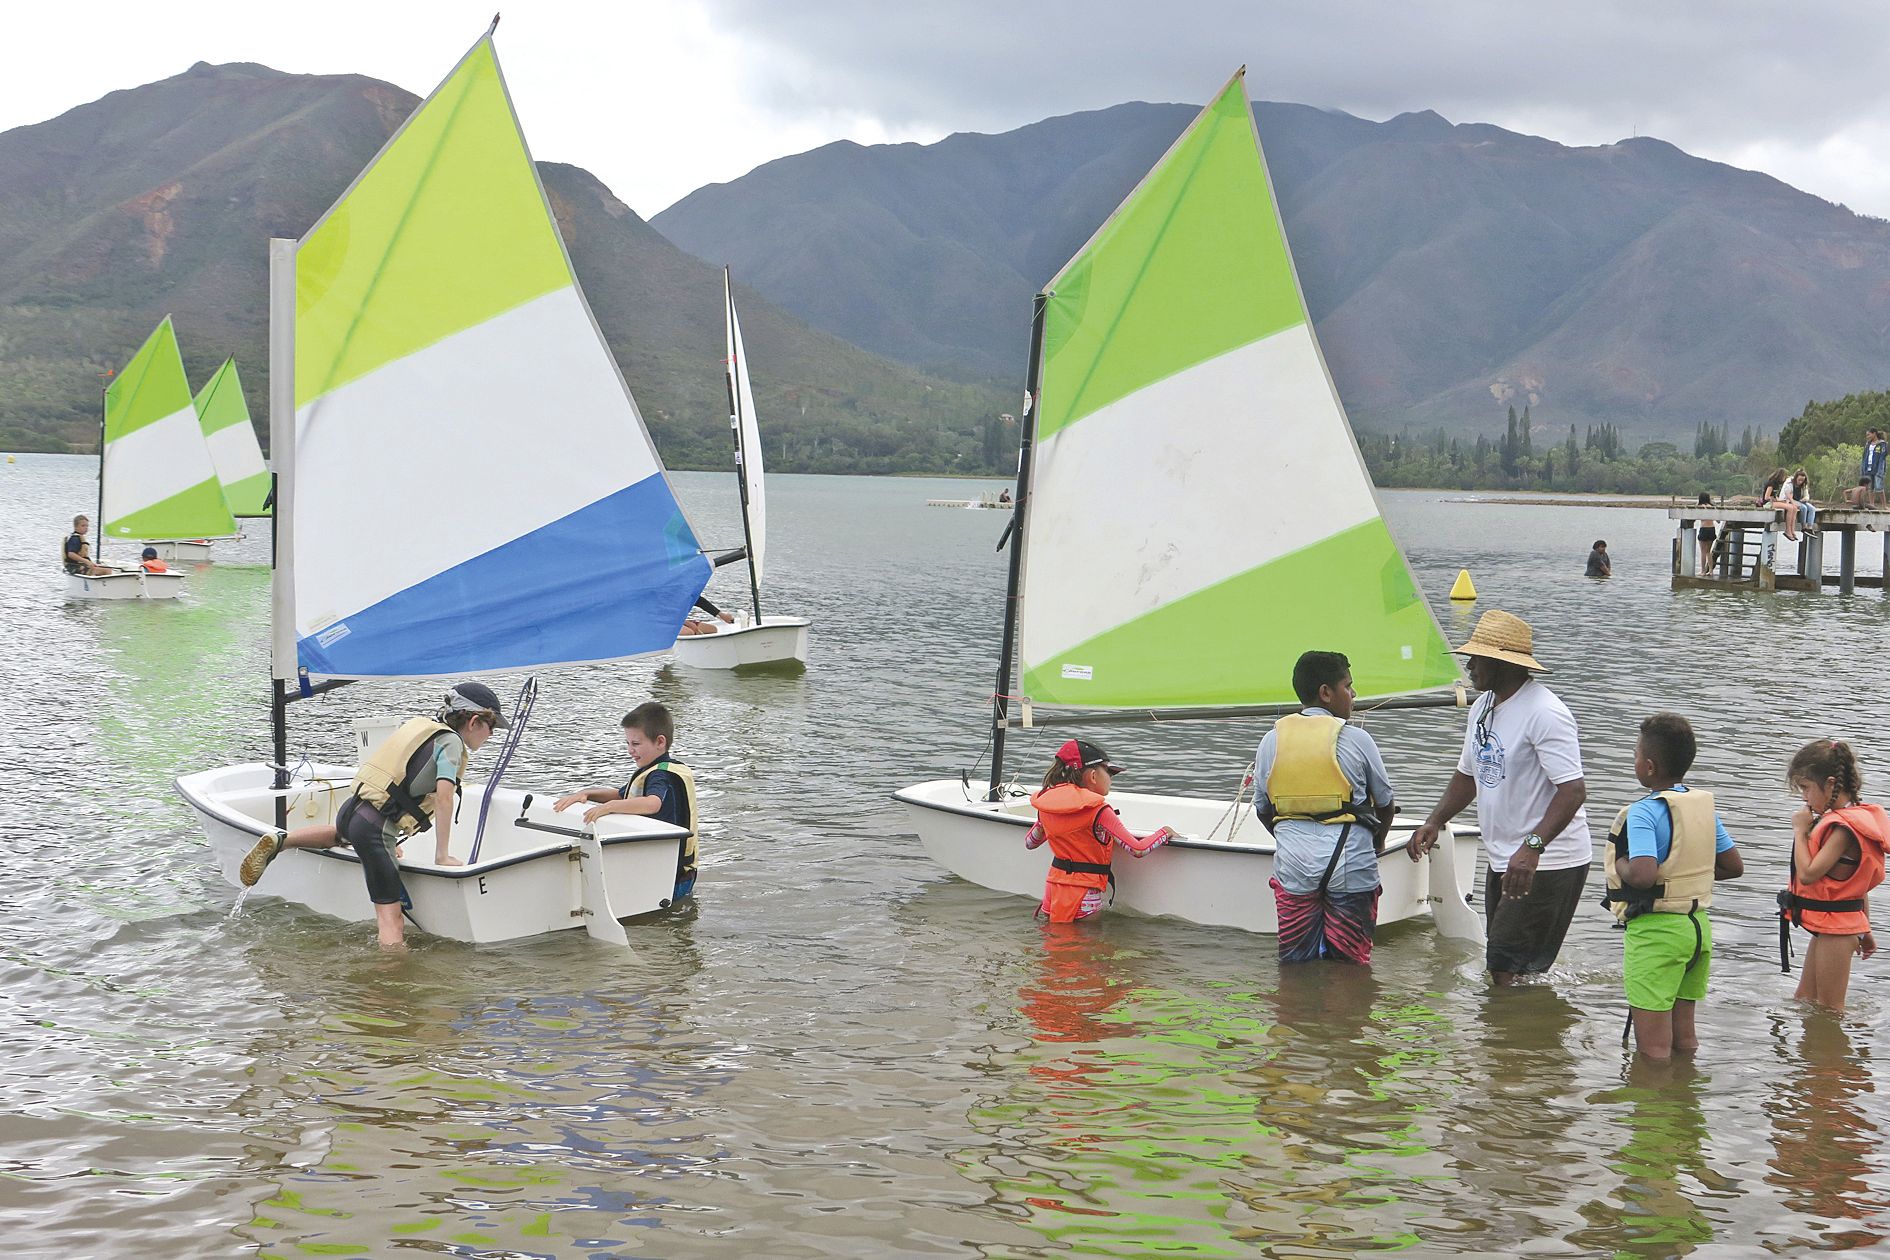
672, 615, 811, 669
64, 571, 186, 600
893, 778, 1486, 940
176, 762, 690, 945
140, 539, 222, 562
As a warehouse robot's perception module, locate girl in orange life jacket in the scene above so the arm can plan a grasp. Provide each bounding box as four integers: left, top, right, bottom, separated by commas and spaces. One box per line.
1025, 739, 1176, 922
1782, 739, 1888, 1010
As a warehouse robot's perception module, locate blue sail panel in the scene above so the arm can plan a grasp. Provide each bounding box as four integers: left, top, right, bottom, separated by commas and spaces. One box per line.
298, 474, 709, 678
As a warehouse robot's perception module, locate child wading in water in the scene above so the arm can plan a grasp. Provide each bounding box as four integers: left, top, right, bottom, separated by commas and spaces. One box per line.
1780, 739, 1888, 1010
1603, 713, 1743, 1060
1025, 739, 1174, 922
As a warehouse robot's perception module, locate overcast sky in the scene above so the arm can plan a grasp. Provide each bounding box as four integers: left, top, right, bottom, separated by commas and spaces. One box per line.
6, 0, 1890, 220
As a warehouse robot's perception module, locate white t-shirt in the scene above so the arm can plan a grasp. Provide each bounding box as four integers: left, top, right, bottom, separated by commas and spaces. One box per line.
1455, 678, 1592, 872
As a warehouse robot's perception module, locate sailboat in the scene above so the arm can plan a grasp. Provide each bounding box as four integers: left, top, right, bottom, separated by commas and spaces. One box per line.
894, 71, 1483, 941
175, 24, 713, 946
672, 269, 812, 669
194, 357, 272, 521
70, 317, 227, 599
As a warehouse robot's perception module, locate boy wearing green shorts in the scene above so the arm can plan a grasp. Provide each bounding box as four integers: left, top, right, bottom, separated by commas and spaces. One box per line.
1602, 713, 1744, 1060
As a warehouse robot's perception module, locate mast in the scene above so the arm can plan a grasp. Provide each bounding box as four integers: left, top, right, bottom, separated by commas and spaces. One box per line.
724, 268, 763, 620
268, 238, 296, 829
985, 292, 1048, 800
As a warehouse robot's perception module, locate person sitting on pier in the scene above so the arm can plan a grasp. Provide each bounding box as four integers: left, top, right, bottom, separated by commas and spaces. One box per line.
1791, 470, 1819, 535
1760, 468, 1798, 542
1585, 540, 1612, 578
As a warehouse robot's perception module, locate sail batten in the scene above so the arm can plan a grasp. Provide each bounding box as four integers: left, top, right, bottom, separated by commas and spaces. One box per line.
102, 317, 237, 542
284, 33, 707, 681
1012, 71, 1458, 712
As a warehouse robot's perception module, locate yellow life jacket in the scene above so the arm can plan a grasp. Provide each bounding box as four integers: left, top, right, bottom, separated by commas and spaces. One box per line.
1602, 788, 1717, 922
349, 717, 467, 838
628, 757, 699, 886
1266, 713, 1367, 824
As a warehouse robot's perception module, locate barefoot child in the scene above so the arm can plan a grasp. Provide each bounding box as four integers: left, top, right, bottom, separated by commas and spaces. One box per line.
1602, 713, 1744, 1059
555, 702, 699, 900
1779, 739, 1888, 1010
1025, 739, 1174, 922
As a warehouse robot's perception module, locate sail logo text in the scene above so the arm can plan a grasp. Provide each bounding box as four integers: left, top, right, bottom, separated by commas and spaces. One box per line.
1061, 664, 1093, 680
316, 622, 352, 648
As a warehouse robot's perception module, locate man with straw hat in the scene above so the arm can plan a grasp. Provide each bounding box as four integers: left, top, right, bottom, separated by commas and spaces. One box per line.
1409, 610, 1593, 985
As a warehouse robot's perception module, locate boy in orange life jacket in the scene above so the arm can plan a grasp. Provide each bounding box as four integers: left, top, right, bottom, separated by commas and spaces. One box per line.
138, 546, 169, 573
1781, 739, 1888, 1011
1024, 739, 1175, 922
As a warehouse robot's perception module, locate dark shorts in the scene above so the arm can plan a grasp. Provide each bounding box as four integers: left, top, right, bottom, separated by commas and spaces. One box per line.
337, 795, 407, 906
1484, 863, 1588, 976
1272, 878, 1380, 964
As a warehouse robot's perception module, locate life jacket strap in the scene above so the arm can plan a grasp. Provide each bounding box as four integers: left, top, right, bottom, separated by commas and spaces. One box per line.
1050, 857, 1113, 877
1775, 890, 1870, 973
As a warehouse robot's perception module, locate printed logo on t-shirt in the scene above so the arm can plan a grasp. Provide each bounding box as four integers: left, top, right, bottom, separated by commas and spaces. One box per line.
1474, 731, 1507, 788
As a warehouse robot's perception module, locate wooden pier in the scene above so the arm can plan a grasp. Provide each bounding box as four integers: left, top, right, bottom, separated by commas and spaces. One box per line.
1670, 505, 1889, 594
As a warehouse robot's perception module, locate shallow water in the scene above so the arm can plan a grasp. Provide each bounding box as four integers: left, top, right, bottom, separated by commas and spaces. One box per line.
2, 453, 1888, 1257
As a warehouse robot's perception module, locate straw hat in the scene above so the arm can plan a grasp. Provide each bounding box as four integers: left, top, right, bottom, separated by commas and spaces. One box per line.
1453, 609, 1549, 672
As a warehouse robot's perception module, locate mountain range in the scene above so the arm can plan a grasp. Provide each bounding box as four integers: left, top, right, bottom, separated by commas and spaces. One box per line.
0, 62, 1001, 466
656, 100, 1890, 444
5, 62, 1889, 460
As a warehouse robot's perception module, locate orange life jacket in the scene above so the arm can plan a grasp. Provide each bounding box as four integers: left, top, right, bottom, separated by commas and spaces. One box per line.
1783, 803, 1888, 937
140, 558, 169, 573
1031, 783, 1116, 921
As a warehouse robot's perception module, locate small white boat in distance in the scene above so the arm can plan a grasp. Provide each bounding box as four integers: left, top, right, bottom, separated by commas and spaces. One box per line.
894, 779, 1483, 936
674, 269, 811, 670
181, 762, 688, 944
140, 539, 215, 562
926, 491, 1009, 509
64, 570, 187, 600
175, 24, 716, 946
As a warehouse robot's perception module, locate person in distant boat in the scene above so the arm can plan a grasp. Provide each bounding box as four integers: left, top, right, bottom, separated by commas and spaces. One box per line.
1585, 540, 1612, 578
680, 594, 736, 635
1407, 610, 1593, 986
554, 701, 699, 900
1693, 493, 1718, 573
1791, 470, 1819, 535
1760, 468, 1798, 542
1255, 650, 1397, 965
138, 546, 169, 574
1601, 712, 1743, 1061
1779, 738, 1886, 1012
63, 514, 109, 576
998, 488, 1012, 504
237, 681, 509, 949
1025, 739, 1175, 922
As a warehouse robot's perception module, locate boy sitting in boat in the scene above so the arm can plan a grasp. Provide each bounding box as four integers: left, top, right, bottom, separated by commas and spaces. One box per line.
63, 514, 109, 576
138, 547, 169, 573
554, 701, 700, 899
1255, 651, 1397, 964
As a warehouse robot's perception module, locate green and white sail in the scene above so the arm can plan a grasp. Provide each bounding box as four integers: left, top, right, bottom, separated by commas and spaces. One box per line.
101, 317, 237, 543
194, 357, 270, 516
1014, 70, 1458, 709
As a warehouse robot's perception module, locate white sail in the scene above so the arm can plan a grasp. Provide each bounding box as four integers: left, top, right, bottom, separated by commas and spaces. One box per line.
725, 270, 766, 594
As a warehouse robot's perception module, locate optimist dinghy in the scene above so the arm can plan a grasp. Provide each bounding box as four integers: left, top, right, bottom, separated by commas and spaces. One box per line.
672, 270, 811, 670
894, 70, 1483, 942
175, 23, 713, 946
69, 316, 228, 599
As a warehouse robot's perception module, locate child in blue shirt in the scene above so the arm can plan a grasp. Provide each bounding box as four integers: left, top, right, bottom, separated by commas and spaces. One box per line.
1607, 713, 1743, 1061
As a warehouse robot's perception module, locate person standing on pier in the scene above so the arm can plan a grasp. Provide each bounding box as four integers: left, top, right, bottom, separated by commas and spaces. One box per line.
1407, 611, 1593, 985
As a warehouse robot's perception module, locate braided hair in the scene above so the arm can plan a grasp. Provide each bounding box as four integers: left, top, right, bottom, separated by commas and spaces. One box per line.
1788, 739, 1864, 806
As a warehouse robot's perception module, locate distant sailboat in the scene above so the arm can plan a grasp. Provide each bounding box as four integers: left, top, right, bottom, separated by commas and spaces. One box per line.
194, 357, 272, 518
895, 70, 1481, 940
176, 24, 712, 945
69, 316, 220, 598
674, 269, 812, 669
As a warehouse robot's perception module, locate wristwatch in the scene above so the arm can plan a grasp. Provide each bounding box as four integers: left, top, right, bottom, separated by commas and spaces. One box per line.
1521, 832, 1546, 852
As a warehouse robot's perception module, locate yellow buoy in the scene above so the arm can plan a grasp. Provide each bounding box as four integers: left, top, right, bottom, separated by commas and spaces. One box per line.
1448, 569, 1477, 601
